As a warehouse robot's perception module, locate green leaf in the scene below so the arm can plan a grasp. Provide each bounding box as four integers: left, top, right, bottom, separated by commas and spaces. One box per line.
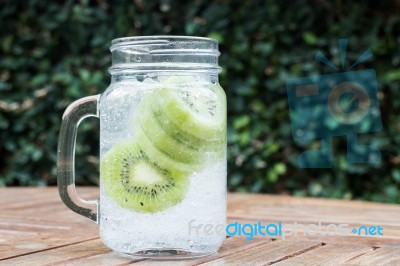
392, 169, 400, 183
274, 163, 287, 175
302, 31, 318, 45
2, 35, 13, 52
267, 170, 278, 183
384, 69, 400, 82
207, 32, 224, 43
234, 115, 250, 129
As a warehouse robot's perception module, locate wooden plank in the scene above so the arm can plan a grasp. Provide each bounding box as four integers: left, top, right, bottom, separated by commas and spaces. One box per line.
227, 195, 400, 236
345, 247, 400, 265
228, 193, 400, 210
0, 187, 99, 225
192, 240, 323, 265
0, 239, 117, 266
0, 215, 98, 259
228, 204, 400, 227
0, 187, 98, 209
273, 243, 373, 265
0, 236, 268, 265
57, 251, 138, 266
0, 187, 98, 212
130, 237, 271, 266
288, 234, 400, 248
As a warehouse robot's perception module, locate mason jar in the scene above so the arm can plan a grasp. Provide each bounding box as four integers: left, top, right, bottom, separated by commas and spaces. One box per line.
57, 36, 227, 259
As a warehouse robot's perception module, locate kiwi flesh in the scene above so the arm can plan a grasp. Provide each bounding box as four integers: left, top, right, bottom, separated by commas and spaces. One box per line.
136, 103, 206, 164
135, 127, 204, 174
101, 140, 188, 213
133, 85, 225, 174
155, 87, 225, 141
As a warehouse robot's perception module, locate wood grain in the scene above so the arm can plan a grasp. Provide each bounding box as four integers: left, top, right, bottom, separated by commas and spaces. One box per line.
273, 243, 373, 266
345, 247, 400, 265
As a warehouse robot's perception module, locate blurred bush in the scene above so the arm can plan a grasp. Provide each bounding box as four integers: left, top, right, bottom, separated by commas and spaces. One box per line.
0, 0, 399, 202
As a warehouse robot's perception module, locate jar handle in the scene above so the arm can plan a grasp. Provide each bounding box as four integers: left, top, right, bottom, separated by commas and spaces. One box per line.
57, 95, 100, 223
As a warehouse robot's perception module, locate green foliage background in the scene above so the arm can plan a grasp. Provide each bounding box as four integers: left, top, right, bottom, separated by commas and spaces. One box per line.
1, 0, 400, 202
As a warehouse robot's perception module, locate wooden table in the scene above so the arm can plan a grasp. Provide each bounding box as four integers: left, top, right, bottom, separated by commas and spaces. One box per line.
0, 188, 399, 265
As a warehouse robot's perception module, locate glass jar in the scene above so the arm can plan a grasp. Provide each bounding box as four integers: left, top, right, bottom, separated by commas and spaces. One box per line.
57, 36, 227, 259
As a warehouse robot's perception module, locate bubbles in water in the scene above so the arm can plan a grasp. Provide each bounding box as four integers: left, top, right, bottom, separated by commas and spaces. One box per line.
137, 75, 145, 82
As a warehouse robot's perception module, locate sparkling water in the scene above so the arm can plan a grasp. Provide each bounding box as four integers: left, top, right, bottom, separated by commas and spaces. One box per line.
99, 77, 226, 257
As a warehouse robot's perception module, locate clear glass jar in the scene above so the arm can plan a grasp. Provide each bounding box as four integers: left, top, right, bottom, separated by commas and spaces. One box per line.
57, 36, 227, 259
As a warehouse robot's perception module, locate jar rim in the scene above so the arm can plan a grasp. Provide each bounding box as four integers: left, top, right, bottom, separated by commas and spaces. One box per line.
109, 35, 221, 74
110, 35, 218, 51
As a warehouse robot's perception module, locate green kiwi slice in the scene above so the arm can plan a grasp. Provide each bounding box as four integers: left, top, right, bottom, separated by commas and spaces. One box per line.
154, 87, 225, 141
136, 92, 224, 162
151, 106, 225, 153
135, 127, 203, 174
137, 107, 205, 164
101, 140, 188, 213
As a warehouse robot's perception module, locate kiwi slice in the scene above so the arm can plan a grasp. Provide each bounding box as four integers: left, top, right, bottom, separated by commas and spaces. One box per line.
151, 106, 225, 153
135, 127, 203, 174
136, 92, 224, 161
137, 106, 206, 164
101, 140, 188, 213
154, 87, 225, 141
